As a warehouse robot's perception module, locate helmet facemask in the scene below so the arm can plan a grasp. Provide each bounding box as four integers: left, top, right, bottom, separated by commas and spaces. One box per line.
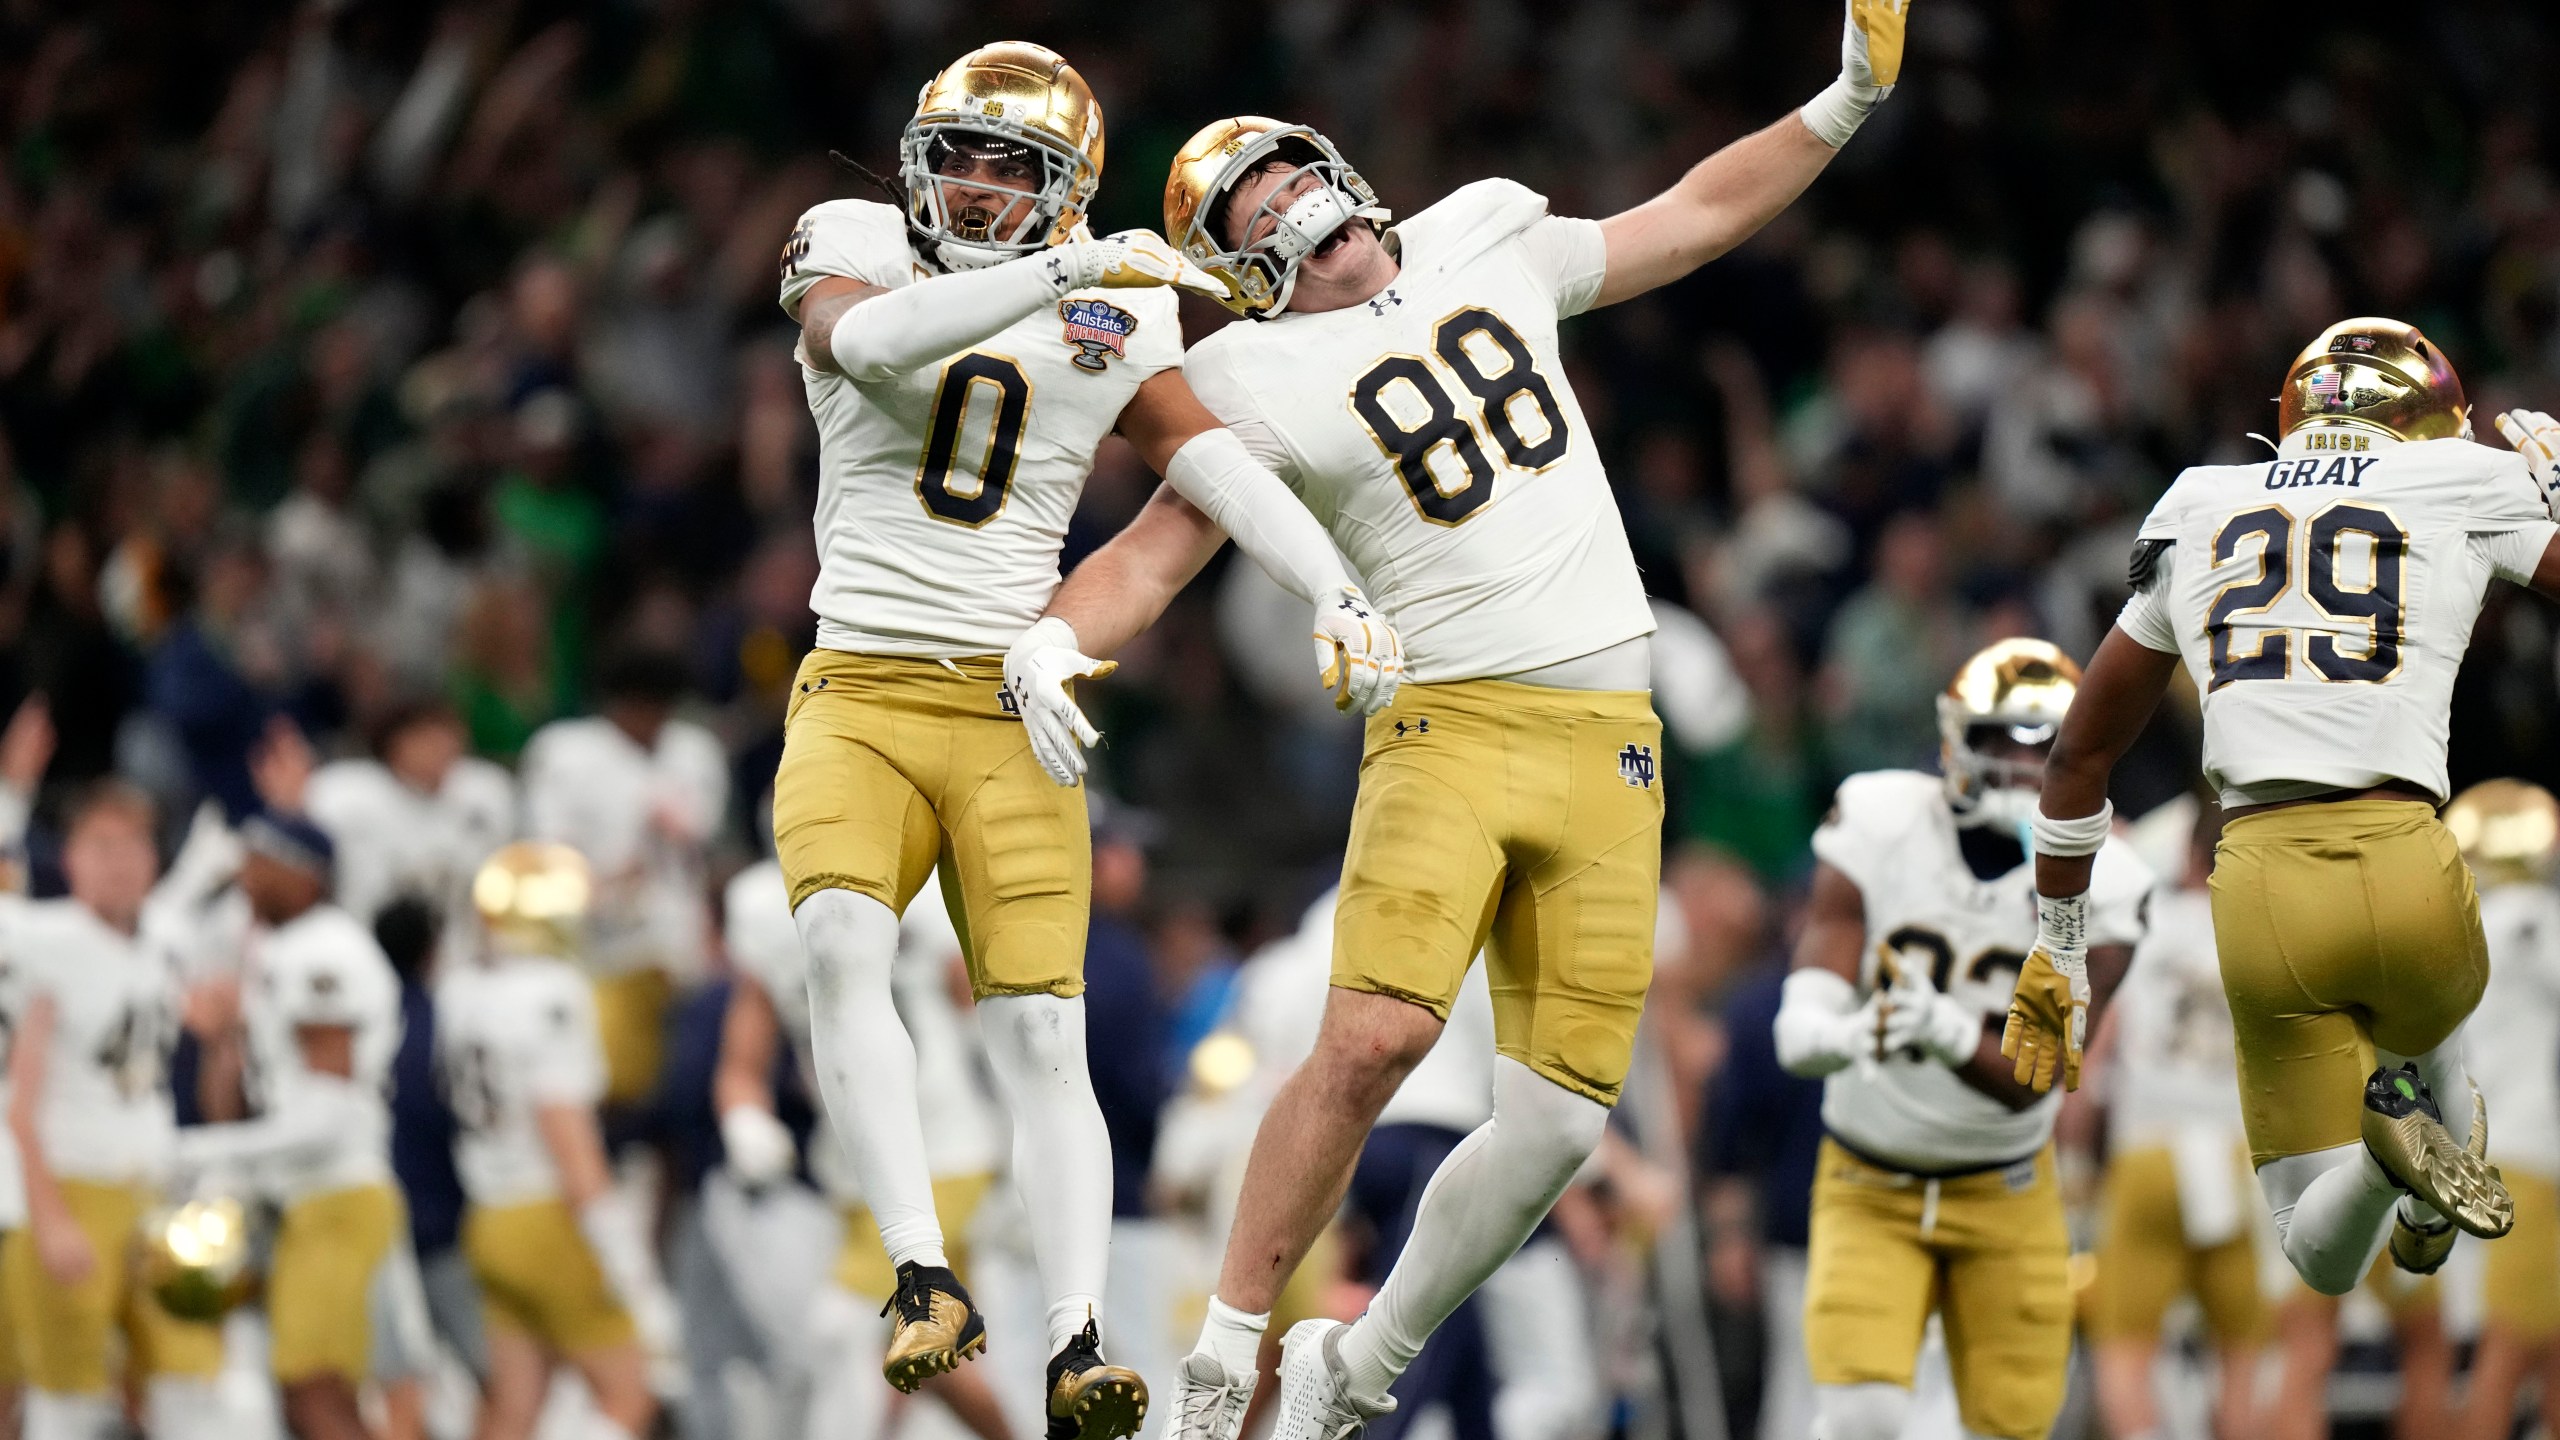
1182, 127, 1386, 317
902, 121, 1091, 271
1942, 715, 2056, 830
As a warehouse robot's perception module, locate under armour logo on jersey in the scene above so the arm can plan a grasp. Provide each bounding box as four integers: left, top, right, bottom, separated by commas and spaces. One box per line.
1367, 288, 1403, 316
1394, 717, 1429, 737
1618, 743, 1656, 789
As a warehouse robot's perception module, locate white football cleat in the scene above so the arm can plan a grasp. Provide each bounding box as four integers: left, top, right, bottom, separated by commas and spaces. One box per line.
1272, 1320, 1394, 1440
1168, 1351, 1255, 1440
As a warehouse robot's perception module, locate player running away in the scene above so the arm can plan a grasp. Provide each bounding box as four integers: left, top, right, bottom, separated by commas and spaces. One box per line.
999, 0, 1915, 1432
2006, 318, 2560, 1299
773, 40, 1400, 1437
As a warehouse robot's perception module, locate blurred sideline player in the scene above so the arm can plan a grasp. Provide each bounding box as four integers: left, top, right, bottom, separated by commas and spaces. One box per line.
304, 698, 518, 934
4, 783, 226, 1440
2013, 324, 2560, 1298
2444, 779, 2560, 1440
0, 697, 53, 1423
773, 39, 1394, 1431
521, 651, 727, 1111
715, 856, 1012, 1440
193, 813, 421, 1440
1773, 640, 2151, 1440
439, 842, 673, 1440
2262, 1261, 2447, 1440
1010, 0, 1917, 1428
2078, 804, 2265, 1440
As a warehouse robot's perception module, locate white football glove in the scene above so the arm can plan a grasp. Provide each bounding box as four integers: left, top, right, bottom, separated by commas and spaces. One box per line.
1004, 616, 1118, 787
1314, 585, 1403, 714
719, 1105, 796, 1188
1876, 965, 1984, 1068
2493, 408, 2560, 523
1052, 226, 1232, 300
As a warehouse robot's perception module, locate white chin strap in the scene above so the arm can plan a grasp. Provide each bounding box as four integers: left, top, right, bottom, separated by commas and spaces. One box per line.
934, 238, 1013, 272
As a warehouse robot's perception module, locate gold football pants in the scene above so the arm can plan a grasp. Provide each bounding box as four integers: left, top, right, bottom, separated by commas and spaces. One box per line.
1804, 1141, 2071, 1440
465, 1198, 636, 1356
1333, 679, 1663, 1105
2086, 1143, 2268, 1346
2210, 800, 2488, 1165
773, 650, 1088, 999
3, 1180, 223, 1394
270, 1182, 404, 1383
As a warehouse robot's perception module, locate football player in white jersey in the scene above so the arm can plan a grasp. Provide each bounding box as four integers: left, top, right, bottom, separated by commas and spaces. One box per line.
2008, 319, 2560, 1301
996, 1, 1914, 1430
305, 698, 517, 931
2080, 805, 2266, 1440
1771, 641, 2152, 1440
182, 812, 410, 1440
4, 783, 226, 1440
772, 41, 1401, 1431
714, 858, 1010, 1440
2441, 780, 2560, 1440
438, 843, 670, 1440
520, 651, 727, 1110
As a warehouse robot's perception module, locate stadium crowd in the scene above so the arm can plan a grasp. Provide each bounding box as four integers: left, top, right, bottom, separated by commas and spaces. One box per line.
4, 0, 2560, 1437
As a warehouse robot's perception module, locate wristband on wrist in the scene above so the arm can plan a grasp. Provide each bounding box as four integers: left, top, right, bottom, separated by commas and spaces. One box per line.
2032, 801, 2114, 858
1800, 76, 1880, 149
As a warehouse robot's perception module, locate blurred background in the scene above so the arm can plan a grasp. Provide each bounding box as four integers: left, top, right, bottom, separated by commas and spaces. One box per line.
6, 0, 2560, 1436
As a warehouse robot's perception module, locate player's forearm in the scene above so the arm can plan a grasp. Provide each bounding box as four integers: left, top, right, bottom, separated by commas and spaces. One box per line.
536, 1101, 614, 1212
713, 989, 778, 1119
1593, 116, 1834, 307
1161, 430, 1350, 603
1042, 486, 1226, 658
2037, 628, 2176, 897
806, 255, 1075, 382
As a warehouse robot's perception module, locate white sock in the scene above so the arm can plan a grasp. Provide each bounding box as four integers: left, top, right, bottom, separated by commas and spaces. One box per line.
1196, 1296, 1270, 1377
1811, 1382, 1911, 1440
797, 888, 948, 1270
147, 1377, 231, 1440
2260, 1142, 2398, 1294
2378, 1038, 2477, 1228
978, 992, 1114, 1354
24, 1390, 116, 1440
1335, 1059, 1608, 1404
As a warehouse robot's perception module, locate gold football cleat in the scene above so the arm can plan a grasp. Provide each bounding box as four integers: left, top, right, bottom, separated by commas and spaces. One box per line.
881, 1262, 988, 1394
2362, 1068, 2512, 1240
1046, 1318, 1148, 1440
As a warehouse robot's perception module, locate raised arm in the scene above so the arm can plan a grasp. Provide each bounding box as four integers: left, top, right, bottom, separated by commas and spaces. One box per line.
1592, 0, 1906, 307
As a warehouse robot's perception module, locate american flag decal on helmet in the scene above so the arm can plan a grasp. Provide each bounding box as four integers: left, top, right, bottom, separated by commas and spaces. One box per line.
1059, 298, 1137, 372
2307, 367, 2346, 411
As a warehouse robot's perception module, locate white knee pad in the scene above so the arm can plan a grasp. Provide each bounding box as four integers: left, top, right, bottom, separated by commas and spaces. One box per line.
792, 888, 901, 1005
1813, 1382, 1911, 1440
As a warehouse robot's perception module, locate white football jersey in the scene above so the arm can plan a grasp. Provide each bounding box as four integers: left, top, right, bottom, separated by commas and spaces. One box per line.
0, 897, 28, 1226
779, 199, 1182, 657
436, 954, 606, 1206
305, 756, 517, 927
2468, 881, 2560, 1177
521, 715, 727, 981
2119, 434, 2557, 806
1812, 771, 2154, 1170
244, 905, 403, 1198
721, 860, 1000, 1196
9, 899, 181, 1184
1182, 180, 1655, 684
2103, 886, 2245, 1151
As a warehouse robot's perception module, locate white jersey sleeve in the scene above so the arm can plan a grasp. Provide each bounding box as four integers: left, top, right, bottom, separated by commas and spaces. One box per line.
2468, 882, 2560, 1176
2129, 436, 2560, 805
1181, 179, 1652, 684
789, 198, 1185, 657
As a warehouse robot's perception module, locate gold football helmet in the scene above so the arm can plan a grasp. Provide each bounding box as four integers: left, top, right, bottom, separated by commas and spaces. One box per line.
1164, 116, 1388, 318
142, 1197, 260, 1321
2276, 317, 2470, 444
473, 840, 592, 959
2445, 778, 2559, 887
899, 42, 1103, 270
1938, 638, 2082, 827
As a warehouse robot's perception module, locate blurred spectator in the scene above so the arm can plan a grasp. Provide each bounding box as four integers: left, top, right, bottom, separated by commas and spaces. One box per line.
1818, 509, 1969, 776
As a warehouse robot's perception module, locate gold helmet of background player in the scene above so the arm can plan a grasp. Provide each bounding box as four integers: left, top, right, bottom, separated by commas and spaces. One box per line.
141, 1197, 259, 1321
2276, 317, 2470, 444
1164, 116, 1389, 318
899, 42, 1103, 270
1937, 638, 2081, 827
473, 841, 592, 959
2444, 778, 2559, 887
